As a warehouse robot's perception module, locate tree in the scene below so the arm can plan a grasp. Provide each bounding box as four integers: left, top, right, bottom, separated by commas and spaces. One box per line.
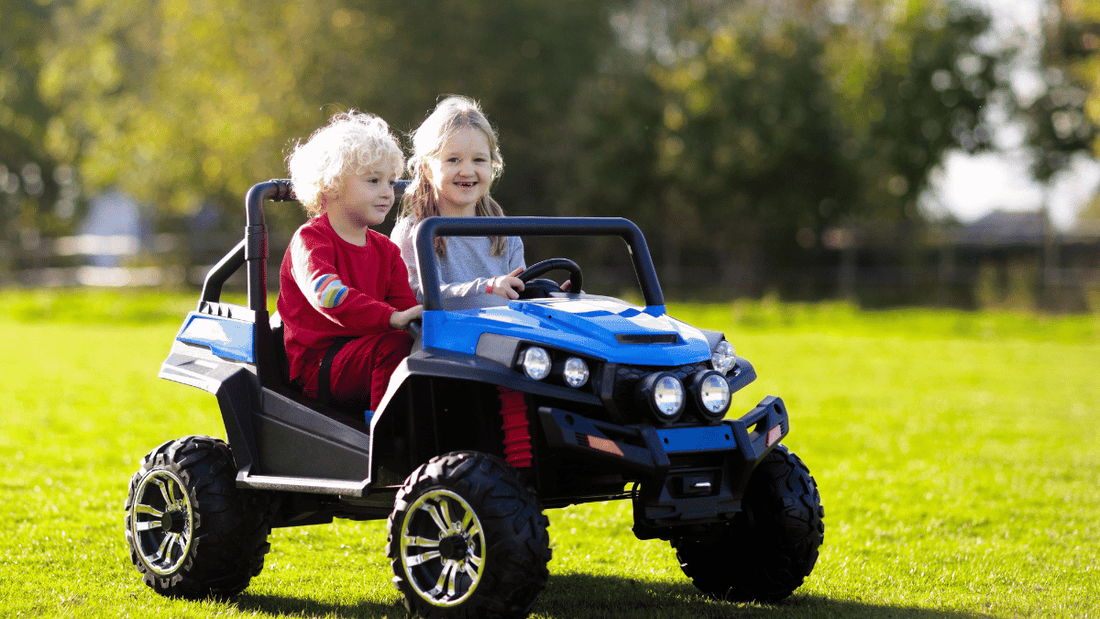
33, 0, 617, 222
565, 0, 1003, 295
0, 0, 67, 263
1020, 0, 1099, 186
318, 0, 620, 222
2, 0, 1043, 302
38, 0, 351, 214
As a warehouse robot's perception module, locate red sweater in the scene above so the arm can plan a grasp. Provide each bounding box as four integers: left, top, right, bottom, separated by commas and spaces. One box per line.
276, 214, 418, 383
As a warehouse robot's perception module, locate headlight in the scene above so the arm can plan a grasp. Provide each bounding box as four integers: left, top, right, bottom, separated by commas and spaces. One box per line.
563, 357, 589, 388
519, 346, 551, 380
711, 339, 736, 375
691, 370, 731, 420
637, 372, 685, 425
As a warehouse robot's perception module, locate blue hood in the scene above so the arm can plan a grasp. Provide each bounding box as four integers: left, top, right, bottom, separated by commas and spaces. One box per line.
421, 296, 711, 366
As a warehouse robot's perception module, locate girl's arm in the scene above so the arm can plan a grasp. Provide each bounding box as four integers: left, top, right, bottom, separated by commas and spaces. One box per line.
391, 225, 526, 301
485, 267, 524, 300
434, 237, 524, 300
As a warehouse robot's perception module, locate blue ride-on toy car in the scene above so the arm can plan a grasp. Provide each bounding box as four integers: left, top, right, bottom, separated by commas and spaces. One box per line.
125, 180, 824, 617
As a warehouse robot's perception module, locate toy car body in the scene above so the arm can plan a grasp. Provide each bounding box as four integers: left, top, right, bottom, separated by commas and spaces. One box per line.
126, 180, 823, 617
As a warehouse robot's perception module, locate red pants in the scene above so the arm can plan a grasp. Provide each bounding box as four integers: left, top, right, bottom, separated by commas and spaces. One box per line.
301, 330, 412, 411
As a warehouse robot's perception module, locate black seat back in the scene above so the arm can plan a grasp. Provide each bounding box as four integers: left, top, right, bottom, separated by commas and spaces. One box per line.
269, 312, 293, 387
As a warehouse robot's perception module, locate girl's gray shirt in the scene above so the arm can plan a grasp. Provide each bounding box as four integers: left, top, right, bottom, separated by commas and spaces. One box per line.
390, 217, 526, 304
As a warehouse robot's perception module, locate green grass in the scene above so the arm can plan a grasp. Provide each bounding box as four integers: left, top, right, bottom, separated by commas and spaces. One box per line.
2, 289, 1098, 618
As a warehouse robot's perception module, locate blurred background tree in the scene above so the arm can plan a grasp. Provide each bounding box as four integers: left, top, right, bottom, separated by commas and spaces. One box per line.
29, 0, 621, 253
1036, 0, 1100, 225
566, 0, 1005, 295
0, 0, 65, 268
2, 0, 1098, 301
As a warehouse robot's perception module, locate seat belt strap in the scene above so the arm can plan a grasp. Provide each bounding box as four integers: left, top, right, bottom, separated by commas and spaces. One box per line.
318, 337, 355, 406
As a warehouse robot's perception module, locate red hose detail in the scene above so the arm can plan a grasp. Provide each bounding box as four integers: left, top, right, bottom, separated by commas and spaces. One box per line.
498, 386, 532, 468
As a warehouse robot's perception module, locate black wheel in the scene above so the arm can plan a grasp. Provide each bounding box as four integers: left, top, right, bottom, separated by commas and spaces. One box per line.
517, 258, 582, 299
125, 436, 272, 599
387, 451, 551, 618
673, 445, 823, 603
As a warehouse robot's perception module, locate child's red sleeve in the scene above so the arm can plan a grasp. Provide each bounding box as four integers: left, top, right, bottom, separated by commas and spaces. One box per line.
287, 226, 399, 334
385, 242, 418, 311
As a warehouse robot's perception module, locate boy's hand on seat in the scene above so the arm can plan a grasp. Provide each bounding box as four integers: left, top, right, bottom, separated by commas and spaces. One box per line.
487, 267, 525, 300
390, 305, 424, 330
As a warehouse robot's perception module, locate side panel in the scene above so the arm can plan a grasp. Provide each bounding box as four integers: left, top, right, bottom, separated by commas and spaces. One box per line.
161, 334, 373, 489
160, 337, 262, 473
252, 389, 372, 482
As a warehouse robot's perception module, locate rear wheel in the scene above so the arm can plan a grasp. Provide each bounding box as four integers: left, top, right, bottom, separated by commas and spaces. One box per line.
673, 445, 823, 603
387, 451, 551, 618
125, 436, 271, 599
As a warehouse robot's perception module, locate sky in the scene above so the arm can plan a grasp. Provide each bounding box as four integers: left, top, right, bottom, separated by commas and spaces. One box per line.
926, 0, 1100, 230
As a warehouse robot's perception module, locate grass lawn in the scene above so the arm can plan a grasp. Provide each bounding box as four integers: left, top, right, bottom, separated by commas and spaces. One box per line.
1, 290, 1097, 618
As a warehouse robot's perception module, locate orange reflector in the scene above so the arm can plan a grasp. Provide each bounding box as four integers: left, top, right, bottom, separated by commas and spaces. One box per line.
586, 435, 624, 457
766, 424, 783, 447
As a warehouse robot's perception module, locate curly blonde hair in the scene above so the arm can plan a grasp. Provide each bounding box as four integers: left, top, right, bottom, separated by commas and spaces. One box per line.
399, 95, 507, 256
287, 111, 404, 217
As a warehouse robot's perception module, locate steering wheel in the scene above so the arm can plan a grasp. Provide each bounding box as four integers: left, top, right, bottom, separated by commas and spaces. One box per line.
516, 258, 583, 299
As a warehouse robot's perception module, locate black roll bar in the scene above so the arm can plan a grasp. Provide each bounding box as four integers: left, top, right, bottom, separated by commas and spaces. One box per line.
200, 179, 414, 312
245, 180, 294, 312
413, 216, 665, 311
198, 179, 294, 310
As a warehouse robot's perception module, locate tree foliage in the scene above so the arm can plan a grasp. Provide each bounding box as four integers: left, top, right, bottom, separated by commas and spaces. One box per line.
1023, 0, 1100, 184
0, 0, 63, 249
38, 0, 351, 212
29, 0, 616, 222
0, 0, 53, 170
0, 0, 1049, 295
565, 0, 1002, 291
1013, 0, 1100, 233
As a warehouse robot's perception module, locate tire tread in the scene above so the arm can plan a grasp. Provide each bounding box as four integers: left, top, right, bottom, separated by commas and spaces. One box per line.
124, 436, 272, 600
387, 451, 551, 618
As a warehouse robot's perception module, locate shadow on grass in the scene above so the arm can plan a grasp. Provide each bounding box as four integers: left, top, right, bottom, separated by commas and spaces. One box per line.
233, 591, 403, 618
231, 573, 995, 619
537, 573, 996, 619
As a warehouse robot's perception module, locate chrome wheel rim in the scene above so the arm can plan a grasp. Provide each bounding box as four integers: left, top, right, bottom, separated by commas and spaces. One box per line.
400, 488, 486, 607
130, 469, 193, 575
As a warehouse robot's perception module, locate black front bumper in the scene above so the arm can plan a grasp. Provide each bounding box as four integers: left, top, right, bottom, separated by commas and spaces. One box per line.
538, 395, 790, 539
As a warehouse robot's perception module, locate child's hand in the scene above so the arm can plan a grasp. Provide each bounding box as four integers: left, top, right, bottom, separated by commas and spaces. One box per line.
390, 305, 425, 330
486, 267, 525, 300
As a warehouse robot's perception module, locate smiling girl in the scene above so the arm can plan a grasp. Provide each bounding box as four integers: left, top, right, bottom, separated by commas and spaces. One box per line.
390, 95, 527, 303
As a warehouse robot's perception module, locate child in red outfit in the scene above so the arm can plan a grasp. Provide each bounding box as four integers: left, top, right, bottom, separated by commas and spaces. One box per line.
277, 111, 424, 412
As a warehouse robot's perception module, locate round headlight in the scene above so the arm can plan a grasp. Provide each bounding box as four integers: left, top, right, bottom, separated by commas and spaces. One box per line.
693, 371, 731, 420
712, 339, 736, 375
563, 357, 589, 388
637, 372, 684, 424
519, 346, 551, 380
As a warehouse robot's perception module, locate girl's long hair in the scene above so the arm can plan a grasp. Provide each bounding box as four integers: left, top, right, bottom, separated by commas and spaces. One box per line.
400, 95, 506, 256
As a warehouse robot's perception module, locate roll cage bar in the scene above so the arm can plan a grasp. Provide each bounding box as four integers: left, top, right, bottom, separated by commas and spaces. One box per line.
198, 179, 665, 316
412, 216, 665, 311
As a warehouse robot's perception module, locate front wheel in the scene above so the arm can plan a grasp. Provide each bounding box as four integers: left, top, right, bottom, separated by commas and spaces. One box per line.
673, 445, 823, 603
387, 451, 551, 618
124, 436, 272, 599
